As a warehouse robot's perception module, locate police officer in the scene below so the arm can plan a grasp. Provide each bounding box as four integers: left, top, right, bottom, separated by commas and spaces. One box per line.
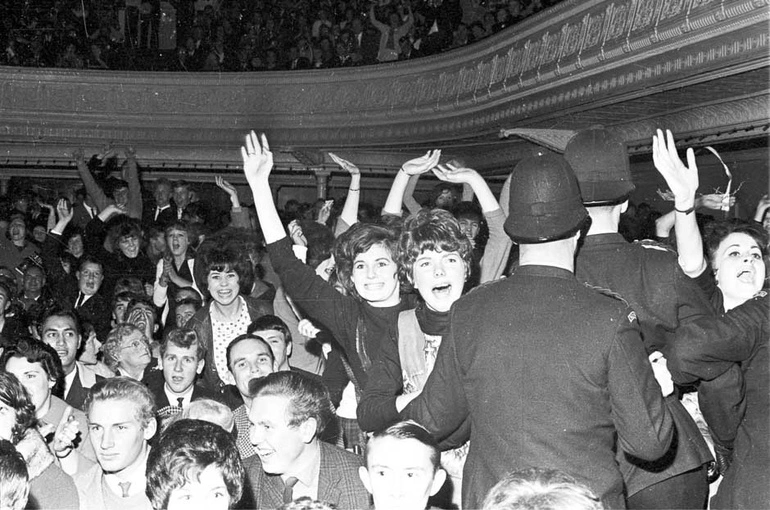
400, 152, 674, 509
566, 127, 715, 509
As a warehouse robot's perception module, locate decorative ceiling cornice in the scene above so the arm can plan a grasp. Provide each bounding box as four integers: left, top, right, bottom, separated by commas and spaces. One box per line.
0, 0, 767, 173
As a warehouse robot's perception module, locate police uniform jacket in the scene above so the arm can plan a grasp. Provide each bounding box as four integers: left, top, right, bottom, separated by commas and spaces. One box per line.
401, 265, 674, 509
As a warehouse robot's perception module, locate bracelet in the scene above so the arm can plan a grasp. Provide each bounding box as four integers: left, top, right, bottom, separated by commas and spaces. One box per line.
674, 205, 695, 215
349, 188, 360, 192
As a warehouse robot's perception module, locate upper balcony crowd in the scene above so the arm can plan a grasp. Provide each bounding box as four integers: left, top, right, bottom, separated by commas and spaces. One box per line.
0, 0, 558, 72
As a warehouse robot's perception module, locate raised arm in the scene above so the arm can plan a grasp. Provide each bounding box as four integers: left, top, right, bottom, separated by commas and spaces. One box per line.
652, 129, 707, 278
215, 176, 251, 229
753, 194, 770, 223
72, 148, 110, 212
382, 150, 441, 217
329, 153, 361, 229
369, 3, 388, 31
122, 146, 143, 220
242, 131, 287, 244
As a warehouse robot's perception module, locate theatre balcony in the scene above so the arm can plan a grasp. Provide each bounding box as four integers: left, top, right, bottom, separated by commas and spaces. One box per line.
0, 0, 767, 209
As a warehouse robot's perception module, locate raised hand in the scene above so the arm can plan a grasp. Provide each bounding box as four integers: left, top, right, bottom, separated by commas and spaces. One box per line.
56, 199, 74, 223
288, 220, 307, 247
329, 153, 360, 175
432, 163, 479, 184
652, 129, 698, 206
401, 149, 441, 176
215, 176, 238, 198
241, 131, 273, 186
125, 146, 136, 160
71, 148, 85, 163
317, 200, 333, 225
298, 318, 320, 339
700, 193, 736, 211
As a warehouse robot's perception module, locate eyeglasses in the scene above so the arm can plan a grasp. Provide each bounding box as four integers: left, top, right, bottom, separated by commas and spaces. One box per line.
120, 340, 147, 351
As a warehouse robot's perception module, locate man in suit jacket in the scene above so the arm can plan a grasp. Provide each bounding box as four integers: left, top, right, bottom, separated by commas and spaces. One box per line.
147, 328, 217, 430
244, 372, 370, 509
68, 256, 113, 343
142, 178, 178, 229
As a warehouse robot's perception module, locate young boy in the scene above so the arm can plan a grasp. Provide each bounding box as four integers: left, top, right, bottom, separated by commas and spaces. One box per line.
150, 328, 215, 430
359, 420, 446, 510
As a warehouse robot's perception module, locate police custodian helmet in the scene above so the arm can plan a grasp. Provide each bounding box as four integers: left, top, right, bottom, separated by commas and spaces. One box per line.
504, 153, 589, 243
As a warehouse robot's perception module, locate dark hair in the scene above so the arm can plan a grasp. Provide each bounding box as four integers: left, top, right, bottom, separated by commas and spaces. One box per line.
124, 295, 159, 323
299, 221, 335, 270
429, 182, 462, 209
226, 333, 273, 370
368, 420, 440, 471
0, 439, 29, 510
1, 339, 64, 398
146, 419, 244, 510
175, 287, 203, 304
112, 291, 139, 310
155, 178, 172, 191
398, 209, 472, 289
39, 306, 81, 337
116, 217, 143, 243
247, 315, 291, 345
161, 328, 206, 361
704, 219, 769, 268
77, 254, 104, 274
172, 180, 191, 191
452, 201, 483, 224
164, 220, 192, 239
0, 372, 37, 444
200, 246, 254, 296
113, 277, 145, 296
250, 372, 335, 436
84, 376, 156, 428
333, 222, 399, 300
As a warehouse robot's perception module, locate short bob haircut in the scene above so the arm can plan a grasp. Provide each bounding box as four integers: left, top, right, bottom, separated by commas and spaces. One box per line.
398, 209, 473, 289
332, 222, 399, 300
103, 323, 150, 371
704, 218, 769, 269
481, 468, 603, 510
1, 339, 65, 399
0, 372, 37, 445
146, 419, 244, 510
161, 328, 206, 362
247, 314, 292, 345
249, 372, 335, 437
84, 376, 156, 429
164, 220, 192, 240
199, 245, 254, 297
0, 439, 29, 510
367, 420, 440, 472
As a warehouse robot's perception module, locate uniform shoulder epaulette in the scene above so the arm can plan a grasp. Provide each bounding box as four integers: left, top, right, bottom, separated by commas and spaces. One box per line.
582, 282, 630, 307
635, 238, 677, 254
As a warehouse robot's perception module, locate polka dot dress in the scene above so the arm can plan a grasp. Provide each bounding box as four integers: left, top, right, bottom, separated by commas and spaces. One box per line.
212, 296, 251, 386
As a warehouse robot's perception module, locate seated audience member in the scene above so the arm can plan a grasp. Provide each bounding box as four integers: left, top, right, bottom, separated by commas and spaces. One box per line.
226, 333, 276, 458
175, 399, 235, 433
0, 372, 79, 510
84, 208, 155, 296
244, 371, 370, 509
102, 323, 161, 383
2, 340, 96, 475
359, 421, 446, 510
0, 212, 39, 284
143, 178, 177, 229
111, 291, 137, 329
38, 307, 104, 411
70, 256, 113, 342
481, 468, 604, 510
187, 245, 273, 398
149, 328, 215, 430
146, 419, 245, 510
247, 314, 319, 378
73, 377, 156, 510
123, 295, 162, 352
77, 322, 115, 378
0, 439, 30, 510
18, 263, 49, 312
175, 297, 202, 328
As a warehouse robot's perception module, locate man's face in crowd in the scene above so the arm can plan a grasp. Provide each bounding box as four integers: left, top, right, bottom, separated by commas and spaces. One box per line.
175, 303, 197, 328
77, 261, 104, 296
41, 314, 81, 373
113, 186, 129, 208
154, 183, 172, 208
249, 394, 315, 475
32, 225, 47, 244
8, 218, 26, 243
23, 266, 45, 296
229, 338, 275, 400
162, 343, 204, 395
173, 186, 191, 210
68, 234, 84, 258
88, 398, 156, 474
252, 329, 290, 371
118, 234, 141, 259
113, 297, 131, 324
126, 302, 158, 340
360, 436, 446, 510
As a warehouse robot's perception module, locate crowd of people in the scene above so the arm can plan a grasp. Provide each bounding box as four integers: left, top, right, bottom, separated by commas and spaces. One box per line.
0, 126, 767, 510
1, 0, 559, 72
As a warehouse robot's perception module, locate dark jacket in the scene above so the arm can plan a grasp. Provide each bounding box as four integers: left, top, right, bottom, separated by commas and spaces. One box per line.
186, 295, 273, 395
401, 265, 674, 509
